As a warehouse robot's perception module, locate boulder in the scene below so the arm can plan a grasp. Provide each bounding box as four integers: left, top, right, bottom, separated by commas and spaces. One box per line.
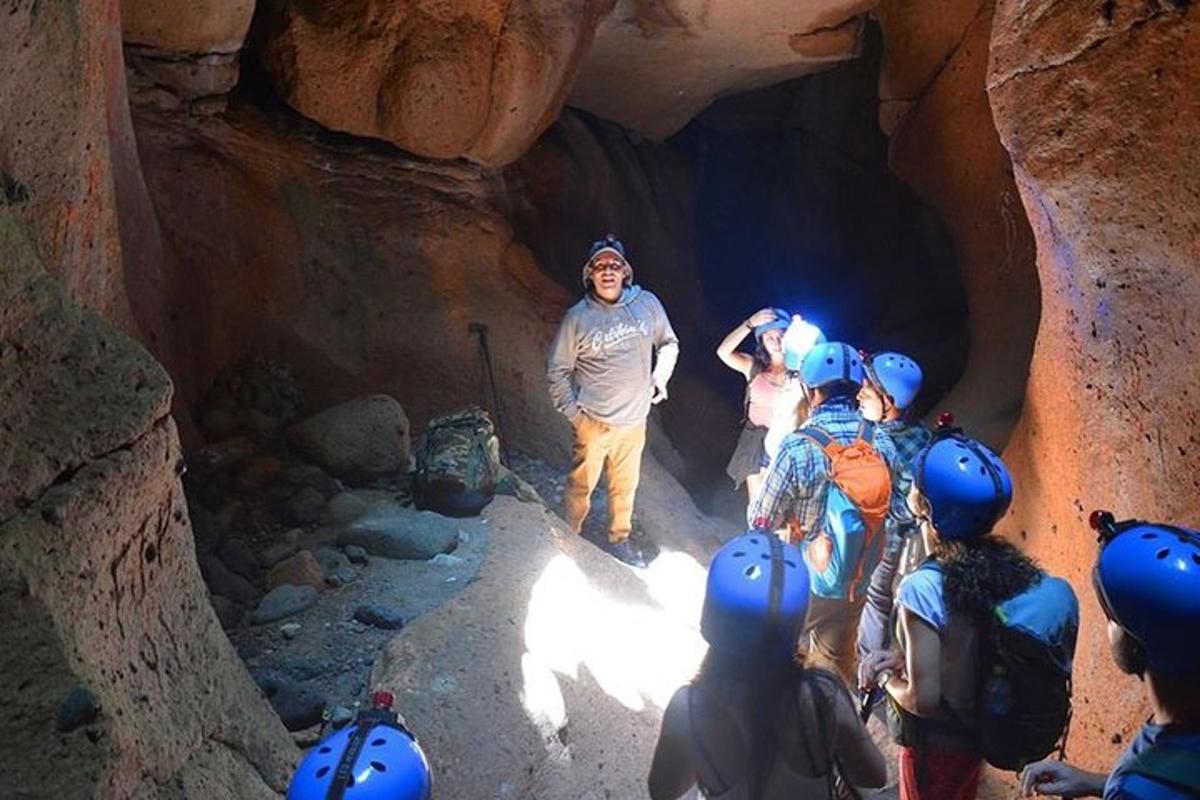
324, 491, 370, 525
253, 0, 614, 166
284, 487, 326, 526
265, 551, 326, 593
198, 553, 261, 606
252, 671, 327, 732
283, 464, 340, 497
259, 542, 298, 569
209, 594, 243, 630
314, 547, 357, 586
288, 395, 410, 484
121, 0, 255, 53
217, 538, 262, 583
343, 545, 368, 566
337, 503, 460, 561
250, 585, 319, 625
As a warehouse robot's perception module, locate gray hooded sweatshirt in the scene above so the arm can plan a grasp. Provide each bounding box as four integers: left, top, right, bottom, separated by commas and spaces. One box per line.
546, 285, 680, 427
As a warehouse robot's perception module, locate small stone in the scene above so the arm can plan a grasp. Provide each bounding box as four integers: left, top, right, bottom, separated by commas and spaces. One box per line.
250, 584, 319, 625
315, 547, 357, 585
329, 706, 355, 729
266, 551, 326, 592
259, 542, 299, 568
353, 604, 405, 630
325, 491, 369, 525
209, 594, 243, 629
252, 671, 327, 731
56, 685, 100, 733
280, 622, 302, 639
218, 538, 262, 582
285, 487, 326, 526
343, 544, 368, 565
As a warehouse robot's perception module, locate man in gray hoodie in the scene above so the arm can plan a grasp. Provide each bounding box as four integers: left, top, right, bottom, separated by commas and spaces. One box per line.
547, 234, 680, 567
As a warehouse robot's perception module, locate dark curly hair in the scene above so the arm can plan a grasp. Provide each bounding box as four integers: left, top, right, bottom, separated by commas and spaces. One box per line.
931, 537, 1041, 622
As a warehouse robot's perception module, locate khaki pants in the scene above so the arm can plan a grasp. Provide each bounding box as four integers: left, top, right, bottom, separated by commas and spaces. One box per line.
805, 593, 868, 683
564, 416, 646, 543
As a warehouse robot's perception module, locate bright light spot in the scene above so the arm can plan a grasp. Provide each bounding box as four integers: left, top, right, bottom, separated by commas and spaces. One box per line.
519, 542, 709, 742
783, 315, 824, 371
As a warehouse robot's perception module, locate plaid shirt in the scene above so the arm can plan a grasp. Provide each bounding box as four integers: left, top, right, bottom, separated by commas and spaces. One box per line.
748, 399, 905, 536
880, 419, 932, 527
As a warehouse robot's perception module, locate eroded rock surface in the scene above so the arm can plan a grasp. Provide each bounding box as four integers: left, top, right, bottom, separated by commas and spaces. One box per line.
988, 0, 1200, 769
570, 0, 880, 139
252, 0, 615, 166
0, 215, 295, 796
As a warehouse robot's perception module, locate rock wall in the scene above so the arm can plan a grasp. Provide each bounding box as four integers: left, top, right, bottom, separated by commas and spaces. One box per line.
1, 1, 297, 794
880, 0, 1039, 447
988, 1, 1200, 768
252, 0, 615, 166
570, 0, 881, 138
131, 95, 573, 463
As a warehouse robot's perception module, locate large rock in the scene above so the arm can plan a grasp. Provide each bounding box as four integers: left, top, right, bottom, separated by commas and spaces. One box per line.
570, 0, 881, 139
122, 0, 254, 53
288, 395, 411, 484
883, 1, 1038, 448
250, 585, 320, 625
265, 551, 326, 592
337, 503, 460, 561
0, 211, 294, 794
253, 0, 614, 166
987, 0, 1200, 770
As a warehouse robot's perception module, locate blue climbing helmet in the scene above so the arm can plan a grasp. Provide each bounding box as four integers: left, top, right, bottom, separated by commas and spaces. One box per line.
700, 532, 810, 661
288, 692, 432, 800
911, 416, 1013, 540
581, 233, 632, 287
799, 341, 864, 390
1090, 511, 1200, 676
753, 308, 791, 342
863, 351, 923, 411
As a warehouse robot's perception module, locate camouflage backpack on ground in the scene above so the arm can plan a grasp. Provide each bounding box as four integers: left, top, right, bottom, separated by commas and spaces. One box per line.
414, 406, 501, 517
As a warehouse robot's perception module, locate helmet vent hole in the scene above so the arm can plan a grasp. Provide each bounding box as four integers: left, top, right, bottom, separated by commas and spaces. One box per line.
785, 559, 797, 568
370, 738, 387, 747
749, 538, 759, 545
316, 767, 330, 778
1156, 548, 1170, 560
958, 457, 969, 465
371, 761, 387, 772
761, 553, 770, 561
1141, 532, 1158, 540
744, 564, 763, 579
979, 467, 987, 475
1193, 554, 1200, 566
319, 746, 332, 754
732, 551, 746, 558
826, 357, 834, 365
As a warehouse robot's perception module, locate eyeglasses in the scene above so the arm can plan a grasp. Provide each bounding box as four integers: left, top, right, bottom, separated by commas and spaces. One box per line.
591, 262, 624, 274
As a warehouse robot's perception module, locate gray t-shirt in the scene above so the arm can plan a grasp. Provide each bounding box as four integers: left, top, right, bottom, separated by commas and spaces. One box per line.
546, 285, 679, 427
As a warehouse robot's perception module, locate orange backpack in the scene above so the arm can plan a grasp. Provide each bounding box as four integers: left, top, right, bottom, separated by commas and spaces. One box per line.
796, 421, 892, 601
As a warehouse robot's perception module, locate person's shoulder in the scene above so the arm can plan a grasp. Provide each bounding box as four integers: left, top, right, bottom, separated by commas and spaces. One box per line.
897, 562, 947, 629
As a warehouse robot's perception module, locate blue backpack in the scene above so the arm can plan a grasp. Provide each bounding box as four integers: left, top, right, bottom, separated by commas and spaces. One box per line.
796, 422, 892, 601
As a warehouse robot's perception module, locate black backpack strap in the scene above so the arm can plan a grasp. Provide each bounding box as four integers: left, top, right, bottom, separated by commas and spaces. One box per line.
327, 710, 416, 800
1127, 743, 1200, 797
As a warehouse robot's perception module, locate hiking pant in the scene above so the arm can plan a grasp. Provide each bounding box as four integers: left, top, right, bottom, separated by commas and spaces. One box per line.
898, 746, 982, 800
564, 416, 646, 543
805, 593, 868, 683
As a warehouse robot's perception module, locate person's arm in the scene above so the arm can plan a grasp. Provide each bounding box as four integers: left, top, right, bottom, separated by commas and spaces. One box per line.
857, 520, 904, 662
747, 444, 798, 530
883, 606, 942, 717
650, 297, 680, 403
830, 681, 888, 788
546, 313, 583, 422
648, 688, 696, 800
1020, 759, 1107, 798
716, 309, 777, 377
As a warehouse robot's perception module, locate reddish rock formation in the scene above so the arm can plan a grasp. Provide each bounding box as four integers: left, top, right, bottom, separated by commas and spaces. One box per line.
121, 0, 254, 53
570, 0, 879, 139
882, 1, 1039, 447
988, 1, 1200, 769
2, 2, 296, 793
130, 98, 574, 462
252, 0, 615, 166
